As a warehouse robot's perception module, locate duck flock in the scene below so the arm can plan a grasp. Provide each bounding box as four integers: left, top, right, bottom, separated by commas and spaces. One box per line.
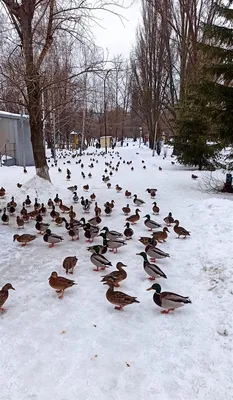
0, 148, 192, 314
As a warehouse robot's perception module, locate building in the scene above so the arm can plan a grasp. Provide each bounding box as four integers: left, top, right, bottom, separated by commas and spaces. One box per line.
0, 110, 34, 166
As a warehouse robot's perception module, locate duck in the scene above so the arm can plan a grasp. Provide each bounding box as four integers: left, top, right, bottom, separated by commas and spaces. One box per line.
43, 229, 64, 248
68, 224, 79, 241
47, 198, 54, 208
27, 209, 38, 219
35, 211, 43, 223
55, 216, 64, 226
116, 184, 122, 192
8, 204, 15, 215
104, 202, 112, 216
164, 212, 175, 226
103, 277, 139, 310
90, 252, 112, 272
9, 196, 17, 208
90, 193, 96, 202
25, 195, 31, 207
13, 234, 36, 246
86, 244, 108, 255
63, 256, 78, 274
83, 184, 89, 191
138, 236, 155, 246
122, 204, 131, 215
107, 183, 111, 189
99, 233, 127, 254
101, 226, 123, 240
35, 221, 50, 234
68, 185, 77, 193
152, 227, 169, 243
101, 262, 127, 287
136, 252, 167, 280
34, 198, 40, 210
39, 203, 47, 215
144, 214, 161, 230
146, 188, 156, 198
0, 283, 15, 311
152, 202, 160, 215
126, 208, 141, 224
50, 205, 60, 220
88, 212, 102, 226
1, 208, 9, 225
109, 200, 115, 209
49, 271, 77, 299
83, 223, 99, 242
69, 205, 76, 219
0, 187, 6, 198
125, 190, 131, 198
124, 222, 134, 239
59, 200, 70, 213
83, 199, 91, 213
145, 240, 170, 262
174, 220, 191, 238
146, 283, 192, 314
54, 194, 61, 206
72, 192, 79, 203
16, 216, 24, 229
133, 194, 145, 206
22, 214, 30, 223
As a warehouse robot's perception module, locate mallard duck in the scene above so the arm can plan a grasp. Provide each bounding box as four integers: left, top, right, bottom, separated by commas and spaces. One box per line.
39, 203, 47, 215
54, 194, 61, 206
90, 252, 112, 272
66, 173, 71, 180
136, 252, 167, 280
107, 182, 111, 189
152, 202, 160, 215
16, 216, 24, 229
20, 203, 27, 216
0, 283, 15, 311
146, 188, 156, 198
125, 190, 131, 198
84, 223, 99, 242
9, 196, 17, 208
88, 212, 102, 226
1, 208, 9, 225
35, 221, 50, 234
0, 187, 6, 198
73, 192, 79, 203
34, 198, 40, 210
22, 214, 30, 223
55, 216, 64, 226
145, 241, 170, 262
47, 198, 54, 208
124, 222, 134, 239
133, 194, 145, 206
152, 227, 169, 243
63, 256, 78, 274
101, 226, 123, 240
86, 244, 107, 255
8, 204, 15, 215
138, 236, 154, 246
83, 184, 89, 191
101, 262, 127, 287
25, 195, 31, 207
144, 214, 161, 230
68, 185, 77, 193
104, 202, 112, 216
35, 211, 43, 223
116, 184, 122, 192
109, 200, 115, 209
83, 199, 91, 213
13, 234, 36, 246
164, 212, 175, 226
90, 193, 96, 201
27, 210, 38, 219
94, 202, 101, 215
68, 224, 79, 240
103, 277, 139, 310
126, 208, 141, 224
122, 204, 131, 215
49, 271, 77, 299
174, 220, 191, 238
69, 205, 76, 219
50, 205, 60, 220
99, 233, 127, 254
147, 283, 192, 314
43, 229, 64, 248
59, 200, 70, 213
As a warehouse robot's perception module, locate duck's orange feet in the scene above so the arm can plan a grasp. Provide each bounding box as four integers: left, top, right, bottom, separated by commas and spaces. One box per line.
93, 268, 99, 272
0, 307, 6, 312
22, 243, 27, 246
115, 305, 123, 310
49, 243, 54, 248
58, 292, 64, 299
150, 258, 156, 263
149, 276, 155, 280
161, 308, 174, 314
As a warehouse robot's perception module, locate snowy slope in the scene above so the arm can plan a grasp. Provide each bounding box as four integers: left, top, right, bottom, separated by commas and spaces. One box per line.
0, 144, 232, 400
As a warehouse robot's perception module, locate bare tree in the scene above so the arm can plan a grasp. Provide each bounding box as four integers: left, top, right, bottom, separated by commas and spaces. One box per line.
0, 0, 124, 180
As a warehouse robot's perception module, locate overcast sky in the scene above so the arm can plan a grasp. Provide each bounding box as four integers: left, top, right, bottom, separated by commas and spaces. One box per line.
92, 0, 141, 59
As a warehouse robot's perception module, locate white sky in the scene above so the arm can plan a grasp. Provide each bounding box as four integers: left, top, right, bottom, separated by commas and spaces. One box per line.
92, 0, 141, 59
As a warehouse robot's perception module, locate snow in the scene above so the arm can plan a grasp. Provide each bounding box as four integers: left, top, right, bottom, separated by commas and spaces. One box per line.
0, 143, 232, 400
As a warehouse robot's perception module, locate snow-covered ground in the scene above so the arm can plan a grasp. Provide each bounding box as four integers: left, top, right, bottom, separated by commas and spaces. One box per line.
0, 143, 232, 400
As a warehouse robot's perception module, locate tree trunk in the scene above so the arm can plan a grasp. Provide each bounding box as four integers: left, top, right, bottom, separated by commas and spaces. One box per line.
27, 76, 50, 181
